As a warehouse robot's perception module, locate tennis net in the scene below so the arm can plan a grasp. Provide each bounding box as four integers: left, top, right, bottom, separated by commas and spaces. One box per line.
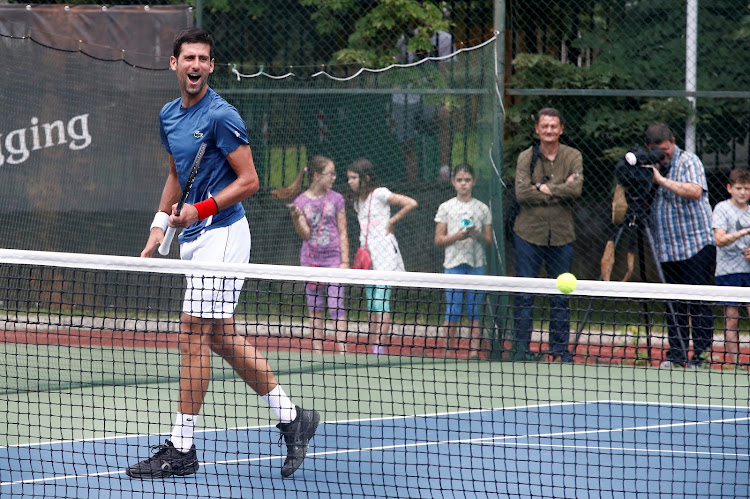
1, 249, 748, 498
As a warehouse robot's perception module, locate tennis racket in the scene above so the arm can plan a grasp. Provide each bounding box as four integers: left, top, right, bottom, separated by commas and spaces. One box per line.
158, 142, 207, 256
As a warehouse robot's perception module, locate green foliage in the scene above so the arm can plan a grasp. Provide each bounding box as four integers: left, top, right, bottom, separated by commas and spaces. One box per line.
203, 0, 269, 15
505, 54, 695, 187
303, 0, 451, 67
301, 0, 363, 36
375, 63, 457, 108
507, 0, 750, 184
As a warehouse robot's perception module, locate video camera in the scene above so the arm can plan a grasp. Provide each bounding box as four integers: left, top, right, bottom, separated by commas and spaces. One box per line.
614, 147, 669, 217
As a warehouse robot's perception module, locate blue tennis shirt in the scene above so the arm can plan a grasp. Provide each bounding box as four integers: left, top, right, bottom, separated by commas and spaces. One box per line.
159, 87, 249, 243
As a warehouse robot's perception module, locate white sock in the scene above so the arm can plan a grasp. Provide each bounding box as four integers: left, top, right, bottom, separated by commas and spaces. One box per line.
170, 413, 198, 453
261, 385, 297, 423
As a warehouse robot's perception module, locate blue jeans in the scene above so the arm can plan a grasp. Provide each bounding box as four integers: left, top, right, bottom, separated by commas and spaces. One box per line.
444, 264, 485, 323
513, 235, 573, 356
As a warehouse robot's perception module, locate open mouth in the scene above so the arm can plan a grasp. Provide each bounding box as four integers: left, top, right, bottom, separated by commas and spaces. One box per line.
188, 73, 201, 83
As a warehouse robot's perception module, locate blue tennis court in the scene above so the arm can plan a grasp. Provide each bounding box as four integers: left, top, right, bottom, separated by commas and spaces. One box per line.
3, 401, 748, 498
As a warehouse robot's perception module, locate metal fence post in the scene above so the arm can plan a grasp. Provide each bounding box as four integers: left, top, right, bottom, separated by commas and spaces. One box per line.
685, 0, 698, 153
195, 0, 203, 29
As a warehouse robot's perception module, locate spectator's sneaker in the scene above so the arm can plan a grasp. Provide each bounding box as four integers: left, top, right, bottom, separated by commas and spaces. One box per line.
509, 350, 538, 362
659, 360, 684, 369
687, 355, 707, 370
277, 406, 320, 477
722, 363, 747, 371
551, 352, 574, 363
125, 440, 199, 479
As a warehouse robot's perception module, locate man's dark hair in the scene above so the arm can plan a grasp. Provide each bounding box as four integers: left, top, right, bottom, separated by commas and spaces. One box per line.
645, 123, 674, 146
537, 107, 563, 124
173, 28, 214, 60
728, 167, 750, 186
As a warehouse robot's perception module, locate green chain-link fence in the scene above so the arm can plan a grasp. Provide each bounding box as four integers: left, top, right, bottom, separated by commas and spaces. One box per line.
504, 0, 750, 281
7, 1, 494, 69
0, 2, 500, 276
3, 0, 750, 281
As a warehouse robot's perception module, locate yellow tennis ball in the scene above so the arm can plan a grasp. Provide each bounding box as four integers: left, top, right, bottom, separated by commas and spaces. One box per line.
556, 273, 577, 294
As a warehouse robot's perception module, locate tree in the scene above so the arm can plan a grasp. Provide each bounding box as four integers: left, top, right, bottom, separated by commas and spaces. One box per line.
301, 0, 451, 67
506, 0, 750, 186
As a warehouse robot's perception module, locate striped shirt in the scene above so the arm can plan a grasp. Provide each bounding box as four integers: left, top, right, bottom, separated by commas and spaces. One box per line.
650, 146, 713, 262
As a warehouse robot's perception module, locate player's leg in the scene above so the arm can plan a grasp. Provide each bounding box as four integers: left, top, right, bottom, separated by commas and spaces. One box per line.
209, 319, 319, 477
205, 219, 320, 476
178, 315, 215, 403
210, 318, 279, 394
125, 311, 210, 478
127, 219, 248, 479
174, 313, 215, 442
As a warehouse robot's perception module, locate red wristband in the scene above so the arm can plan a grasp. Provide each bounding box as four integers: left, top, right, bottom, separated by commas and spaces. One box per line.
194, 198, 219, 220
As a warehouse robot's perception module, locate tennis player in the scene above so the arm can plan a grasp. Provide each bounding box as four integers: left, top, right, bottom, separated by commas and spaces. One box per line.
127, 28, 319, 479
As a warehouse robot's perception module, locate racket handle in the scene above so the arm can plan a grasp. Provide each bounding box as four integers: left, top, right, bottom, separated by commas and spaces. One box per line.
158, 227, 176, 255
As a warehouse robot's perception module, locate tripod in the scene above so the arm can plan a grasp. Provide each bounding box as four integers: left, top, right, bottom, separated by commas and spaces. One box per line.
570, 211, 685, 362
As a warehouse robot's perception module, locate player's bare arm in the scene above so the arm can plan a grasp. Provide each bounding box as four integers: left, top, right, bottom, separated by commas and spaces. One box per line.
174, 144, 259, 228
141, 156, 182, 258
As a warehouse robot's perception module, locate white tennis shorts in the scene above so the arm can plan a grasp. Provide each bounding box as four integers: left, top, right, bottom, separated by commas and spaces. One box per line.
180, 217, 251, 319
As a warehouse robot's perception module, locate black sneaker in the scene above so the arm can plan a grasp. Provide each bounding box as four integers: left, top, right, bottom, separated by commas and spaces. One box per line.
686, 358, 704, 370
125, 440, 199, 479
687, 352, 708, 370
551, 351, 574, 363
277, 406, 320, 477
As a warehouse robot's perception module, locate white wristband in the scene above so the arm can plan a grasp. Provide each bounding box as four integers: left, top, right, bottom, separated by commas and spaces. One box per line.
150, 211, 170, 233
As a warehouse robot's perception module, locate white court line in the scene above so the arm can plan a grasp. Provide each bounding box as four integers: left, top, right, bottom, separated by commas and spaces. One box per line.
0, 401, 594, 449
498, 442, 750, 459
2, 399, 746, 450
3, 408, 749, 487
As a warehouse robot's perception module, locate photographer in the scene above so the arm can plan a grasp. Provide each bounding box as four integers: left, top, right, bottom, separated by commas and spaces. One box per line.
645, 123, 714, 369
512, 108, 584, 362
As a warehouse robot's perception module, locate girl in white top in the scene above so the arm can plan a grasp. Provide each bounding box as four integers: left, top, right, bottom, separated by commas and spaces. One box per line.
434, 164, 492, 358
346, 158, 418, 354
